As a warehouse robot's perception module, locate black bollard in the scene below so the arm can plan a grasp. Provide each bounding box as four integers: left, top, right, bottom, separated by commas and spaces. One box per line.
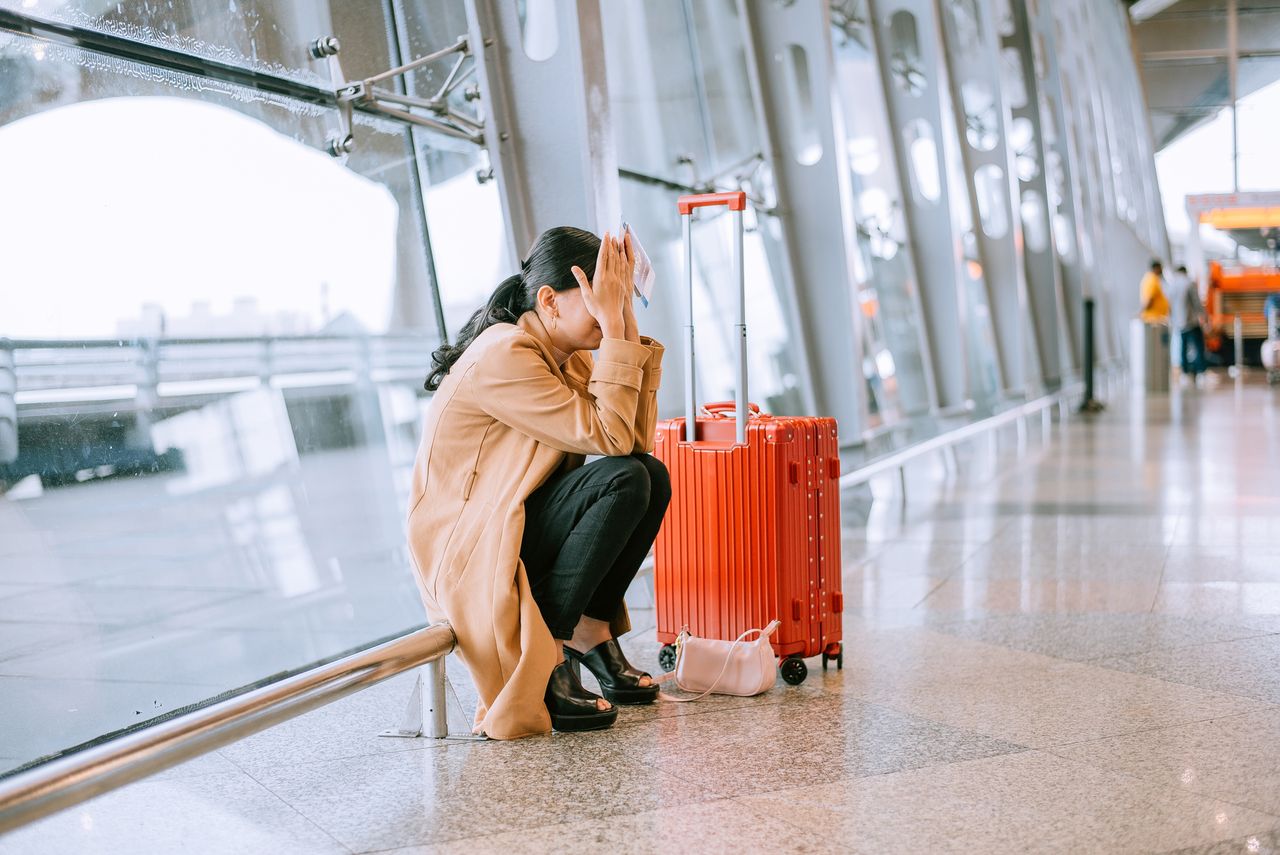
1079, 297, 1105, 413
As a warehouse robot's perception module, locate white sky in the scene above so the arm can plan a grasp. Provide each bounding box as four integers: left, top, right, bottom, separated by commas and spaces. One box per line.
0, 96, 399, 338
1155, 75, 1280, 244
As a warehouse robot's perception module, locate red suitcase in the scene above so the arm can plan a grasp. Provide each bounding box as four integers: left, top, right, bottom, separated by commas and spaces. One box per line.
652, 191, 843, 686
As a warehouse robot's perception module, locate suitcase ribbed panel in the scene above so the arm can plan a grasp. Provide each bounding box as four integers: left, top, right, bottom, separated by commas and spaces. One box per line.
654, 413, 842, 660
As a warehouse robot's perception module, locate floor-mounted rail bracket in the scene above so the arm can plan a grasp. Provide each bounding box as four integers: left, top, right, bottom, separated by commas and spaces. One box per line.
309, 34, 485, 159
379, 655, 487, 743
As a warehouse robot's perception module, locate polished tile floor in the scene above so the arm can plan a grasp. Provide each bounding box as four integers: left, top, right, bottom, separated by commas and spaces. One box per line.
3, 375, 1279, 854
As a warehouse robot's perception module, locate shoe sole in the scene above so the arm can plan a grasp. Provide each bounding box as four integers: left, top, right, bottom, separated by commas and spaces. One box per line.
550, 710, 619, 732
602, 687, 659, 705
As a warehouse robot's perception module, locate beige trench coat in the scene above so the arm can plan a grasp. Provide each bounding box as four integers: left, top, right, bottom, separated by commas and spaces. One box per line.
406, 311, 664, 740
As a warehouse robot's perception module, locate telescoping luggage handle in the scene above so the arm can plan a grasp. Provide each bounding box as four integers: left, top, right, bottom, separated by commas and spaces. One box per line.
677, 190, 748, 444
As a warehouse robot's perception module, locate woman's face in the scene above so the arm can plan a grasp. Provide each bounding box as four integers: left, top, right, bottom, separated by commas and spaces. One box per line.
542, 286, 604, 352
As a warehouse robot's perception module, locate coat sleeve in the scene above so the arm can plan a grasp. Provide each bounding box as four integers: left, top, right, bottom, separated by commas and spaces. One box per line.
631, 336, 665, 454
471, 332, 652, 456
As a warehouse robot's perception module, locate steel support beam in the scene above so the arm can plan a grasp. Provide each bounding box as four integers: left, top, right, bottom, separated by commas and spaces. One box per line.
1000, 0, 1069, 387
1228, 0, 1239, 192
866, 0, 973, 410
1025, 0, 1087, 373
464, 0, 620, 259
1056, 2, 1117, 365
1129, 0, 1185, 22
936, 0, 1038, 395
736, 0, 866, 435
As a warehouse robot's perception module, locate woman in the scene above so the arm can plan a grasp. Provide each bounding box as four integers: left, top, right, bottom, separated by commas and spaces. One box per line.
406, 226, 668, 739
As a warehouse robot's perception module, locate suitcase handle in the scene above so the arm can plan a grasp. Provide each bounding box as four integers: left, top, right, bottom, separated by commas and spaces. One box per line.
699, 401, 762, 419
677, 191, 748, 215
679, 192, 748, 444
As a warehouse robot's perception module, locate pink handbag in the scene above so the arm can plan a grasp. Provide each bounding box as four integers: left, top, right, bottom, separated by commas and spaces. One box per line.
659, 620, 781, 701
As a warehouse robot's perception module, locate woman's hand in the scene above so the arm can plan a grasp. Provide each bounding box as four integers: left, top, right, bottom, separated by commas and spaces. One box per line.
572, 232, 632, 340
619, 232, 641, 344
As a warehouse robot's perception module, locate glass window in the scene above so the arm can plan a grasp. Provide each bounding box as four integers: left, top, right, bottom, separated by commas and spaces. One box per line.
396, 0, 507, 339
419, 151, 509, 339
691, 207, 798, 412
995, 0, 1015, 37
603, 0, 765, 188
975, 164, 1010, 238
0, 0, 397, 86
783, 44, 822, 166
1020, 190, 1050, 253
1009, 116, 1039, 181
961, 82, 1000, 152
904, 119, 942, 203
518, 0, 560, 62
889, 12, 926, 96
947, 0, 983, 55
682, 0, 767, 178
833, 21, 932, 418
0, 26, 445, 776
1053, 211, 1076, 261
938, 71, 1001, 404
1000, 47, 1028, 110
601, 0, 804, 416
847, 134, 881, 176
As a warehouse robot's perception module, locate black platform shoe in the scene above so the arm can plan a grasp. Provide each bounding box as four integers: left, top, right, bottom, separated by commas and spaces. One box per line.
565, 638, 660, 705
545, 660, 618, 732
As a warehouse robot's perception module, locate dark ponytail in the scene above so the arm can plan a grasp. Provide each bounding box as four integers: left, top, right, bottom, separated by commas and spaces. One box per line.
424, 225, 602, 391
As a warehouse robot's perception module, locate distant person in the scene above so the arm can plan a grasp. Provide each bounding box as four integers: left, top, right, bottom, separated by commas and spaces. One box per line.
406, 227, 666, 740
1139, 260, 1170, 324
1171, 265, 1209, 385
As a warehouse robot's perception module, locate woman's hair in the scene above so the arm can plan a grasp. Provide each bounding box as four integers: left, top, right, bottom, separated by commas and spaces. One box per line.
424, 226, 601, 392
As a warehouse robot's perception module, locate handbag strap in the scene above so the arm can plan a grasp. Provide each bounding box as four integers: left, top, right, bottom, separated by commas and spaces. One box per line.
656, 620, 781, 703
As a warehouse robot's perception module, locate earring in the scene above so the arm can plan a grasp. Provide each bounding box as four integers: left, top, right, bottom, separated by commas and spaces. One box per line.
551, 314, 558, 330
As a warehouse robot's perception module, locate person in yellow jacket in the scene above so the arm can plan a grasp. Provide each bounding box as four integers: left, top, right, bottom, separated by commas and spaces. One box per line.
1140, 260, 1170, 323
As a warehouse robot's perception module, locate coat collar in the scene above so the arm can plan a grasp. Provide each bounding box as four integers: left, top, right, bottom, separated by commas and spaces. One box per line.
515, 311, 589, 393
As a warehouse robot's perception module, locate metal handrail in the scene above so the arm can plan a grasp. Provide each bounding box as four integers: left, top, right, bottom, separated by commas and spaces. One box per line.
3, 334, 431, 349
0, 623, 456, 835
839, 383, 1085, 494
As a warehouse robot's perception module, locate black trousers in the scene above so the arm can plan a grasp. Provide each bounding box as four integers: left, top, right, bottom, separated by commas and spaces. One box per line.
520, 454, 671, 640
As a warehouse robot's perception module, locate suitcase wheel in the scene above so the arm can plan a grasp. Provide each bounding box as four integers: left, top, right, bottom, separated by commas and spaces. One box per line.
821, 643, 844, 671
658, 644, 678, 673
780, 656, 808, 686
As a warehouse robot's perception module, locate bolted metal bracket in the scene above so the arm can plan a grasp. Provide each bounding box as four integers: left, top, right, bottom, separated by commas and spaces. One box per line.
378, 656, 487, 742
309, 33, 485, 158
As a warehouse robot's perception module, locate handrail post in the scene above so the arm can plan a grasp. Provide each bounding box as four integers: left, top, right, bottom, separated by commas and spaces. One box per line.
1230, 315, 1244, 378
0, 339, 16, 466
129, 338, 161, 451
259, 338, 274, 388
1078, 298, 1105, 413
426, 657, 449, 739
